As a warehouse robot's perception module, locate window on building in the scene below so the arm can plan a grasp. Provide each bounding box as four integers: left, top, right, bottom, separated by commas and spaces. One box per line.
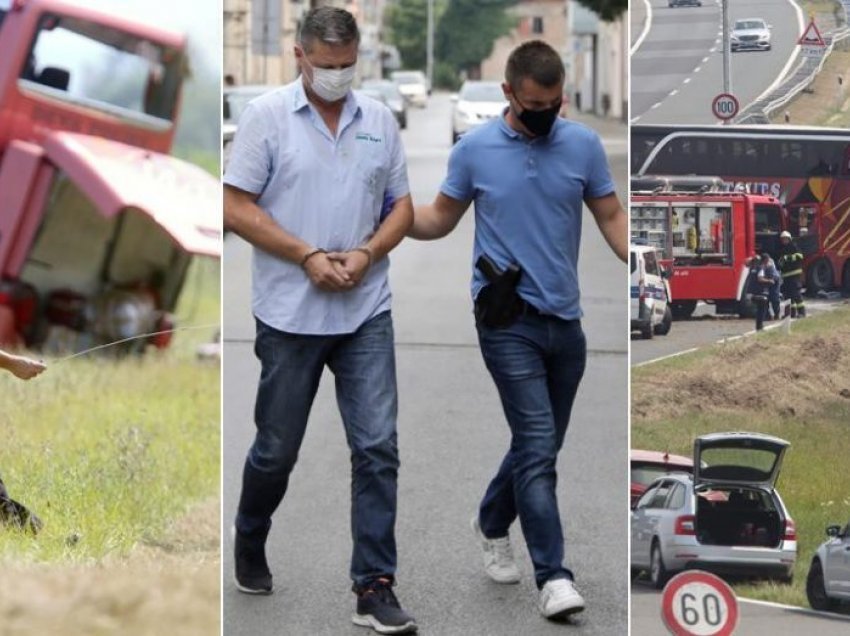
532, 16, 543, 34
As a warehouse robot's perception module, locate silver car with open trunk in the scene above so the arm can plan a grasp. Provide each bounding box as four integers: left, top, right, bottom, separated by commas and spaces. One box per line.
631, 432, 797, 588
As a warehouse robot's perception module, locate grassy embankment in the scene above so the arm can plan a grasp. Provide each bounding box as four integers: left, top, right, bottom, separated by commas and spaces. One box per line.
0, 257, 221, 634
632, 305, 850, 606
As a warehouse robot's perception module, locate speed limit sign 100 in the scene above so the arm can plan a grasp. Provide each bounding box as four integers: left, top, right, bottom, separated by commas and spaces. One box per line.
661, 571, 739, 636
712, 93, 739, 121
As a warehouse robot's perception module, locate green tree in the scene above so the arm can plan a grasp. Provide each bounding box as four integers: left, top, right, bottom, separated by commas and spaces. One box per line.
574, 0, 627, 22
385, 0, 432, 71
435, 0, 517, 81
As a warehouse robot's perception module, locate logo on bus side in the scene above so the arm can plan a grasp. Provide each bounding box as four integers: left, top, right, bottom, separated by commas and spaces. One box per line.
720, 181, 783, 198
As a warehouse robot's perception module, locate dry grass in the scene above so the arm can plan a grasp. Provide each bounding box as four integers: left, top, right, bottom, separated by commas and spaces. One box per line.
632, 307, 850, 426
770, 49, 850, 127
0, 498, 220, 636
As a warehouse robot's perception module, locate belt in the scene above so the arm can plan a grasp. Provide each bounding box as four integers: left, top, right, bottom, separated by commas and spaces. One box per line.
519, 298, 544, 317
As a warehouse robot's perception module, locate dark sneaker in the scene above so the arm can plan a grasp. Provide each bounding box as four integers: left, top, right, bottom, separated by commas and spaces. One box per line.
352, 578, 418, 634
233, 526, 273, 595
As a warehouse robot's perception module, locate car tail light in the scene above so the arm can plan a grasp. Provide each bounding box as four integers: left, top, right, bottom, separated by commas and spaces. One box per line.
675, 515, 696, 536
783, 518, 797, 541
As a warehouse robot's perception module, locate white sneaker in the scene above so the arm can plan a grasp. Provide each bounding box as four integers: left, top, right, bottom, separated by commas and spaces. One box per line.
538, 578, 585, 620
471, 517, 521, 584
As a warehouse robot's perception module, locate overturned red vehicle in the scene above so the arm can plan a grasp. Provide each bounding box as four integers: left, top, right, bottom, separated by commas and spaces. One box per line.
0, 0, 220, 352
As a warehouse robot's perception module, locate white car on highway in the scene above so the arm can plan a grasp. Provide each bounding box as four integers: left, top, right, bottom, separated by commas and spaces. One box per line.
806, 518, 850, 611
731, 18, 772, 52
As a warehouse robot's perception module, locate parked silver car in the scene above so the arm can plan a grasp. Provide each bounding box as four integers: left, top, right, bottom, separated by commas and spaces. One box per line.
806, 518, 850, 611
631, 432, 797, 588
731, 18, 772, 52
361, 79, 407, 129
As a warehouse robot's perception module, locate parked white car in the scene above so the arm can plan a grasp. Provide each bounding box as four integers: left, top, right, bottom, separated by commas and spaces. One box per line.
391, 70, 429, 108
631, 432, 797, 588
806, 518, 850, 611
630, 244, 672, 339
451, 80, 507, 144
731, 18, 772, 52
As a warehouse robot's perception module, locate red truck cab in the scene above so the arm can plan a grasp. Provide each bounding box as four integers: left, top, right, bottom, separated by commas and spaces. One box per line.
0, 0, 220, 351
631, 178, 786, 318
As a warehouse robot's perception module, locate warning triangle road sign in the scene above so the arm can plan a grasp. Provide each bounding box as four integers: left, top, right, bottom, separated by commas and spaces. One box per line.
798, 18, 826, 46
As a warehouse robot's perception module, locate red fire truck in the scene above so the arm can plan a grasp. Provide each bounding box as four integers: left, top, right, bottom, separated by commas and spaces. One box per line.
0, 0, 220, 351
631, 179, 785, 318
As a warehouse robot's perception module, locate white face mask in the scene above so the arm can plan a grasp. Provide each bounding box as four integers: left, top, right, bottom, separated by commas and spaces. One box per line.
304, 59, 356, 103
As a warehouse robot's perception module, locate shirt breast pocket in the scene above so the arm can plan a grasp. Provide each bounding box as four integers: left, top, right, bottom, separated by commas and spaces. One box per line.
356, 150, 389, 199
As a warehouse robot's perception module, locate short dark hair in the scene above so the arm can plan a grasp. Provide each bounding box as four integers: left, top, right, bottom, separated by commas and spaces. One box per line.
505, 40, 565, 91
298, 7, 360, 52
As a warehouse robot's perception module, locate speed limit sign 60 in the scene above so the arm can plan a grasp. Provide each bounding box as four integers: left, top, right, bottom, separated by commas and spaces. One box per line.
661, 571, 739, 636
712, 93, 739, 121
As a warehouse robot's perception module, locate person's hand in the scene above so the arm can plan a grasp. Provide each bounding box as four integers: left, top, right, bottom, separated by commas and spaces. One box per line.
7, 355, 46, 380
327, 249, 371, 286
302, 252, 355, 292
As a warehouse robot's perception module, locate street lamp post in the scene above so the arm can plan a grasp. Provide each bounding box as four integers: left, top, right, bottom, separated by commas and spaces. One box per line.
721, 0, 731, 95
426, 0, 434, 90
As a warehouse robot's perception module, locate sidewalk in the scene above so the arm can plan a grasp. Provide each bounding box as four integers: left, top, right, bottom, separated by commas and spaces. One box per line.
568, 109, 627, 139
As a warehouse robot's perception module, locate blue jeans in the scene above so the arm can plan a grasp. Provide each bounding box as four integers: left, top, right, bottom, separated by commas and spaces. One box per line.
236, 311, 399, 587
476, 312, 587, 589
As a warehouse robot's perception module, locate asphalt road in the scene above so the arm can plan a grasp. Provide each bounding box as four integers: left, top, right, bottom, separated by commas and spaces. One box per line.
631, 0, 802, 124
630, 299, 845, 366
222, 93, 630, 635
632, 582, 850, 635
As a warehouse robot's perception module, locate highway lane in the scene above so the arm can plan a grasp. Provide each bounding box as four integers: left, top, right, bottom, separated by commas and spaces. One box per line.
631, 0, 802, 124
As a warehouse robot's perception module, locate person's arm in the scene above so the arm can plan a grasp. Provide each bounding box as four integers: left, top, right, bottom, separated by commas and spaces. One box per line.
328, 194, 414, 284
224, 185, 353, 292
409, 193, 471, 240
586, 193, 628, 263
0, 350, 46, 380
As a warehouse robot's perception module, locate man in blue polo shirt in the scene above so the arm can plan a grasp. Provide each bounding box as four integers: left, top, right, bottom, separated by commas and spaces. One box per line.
223, 7, 416, 634
409, 40, 627, 620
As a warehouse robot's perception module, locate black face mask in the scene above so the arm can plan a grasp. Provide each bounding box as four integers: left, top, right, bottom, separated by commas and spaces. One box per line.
513, 96, 562, 137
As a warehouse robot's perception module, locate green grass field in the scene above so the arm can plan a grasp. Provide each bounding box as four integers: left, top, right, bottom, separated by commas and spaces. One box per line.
632, 306, 850, 606
0, 255, 220, 563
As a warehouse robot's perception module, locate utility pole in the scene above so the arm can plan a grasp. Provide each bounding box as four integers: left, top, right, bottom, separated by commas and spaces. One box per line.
721, 0, 731, 95
426, 0, 434, 88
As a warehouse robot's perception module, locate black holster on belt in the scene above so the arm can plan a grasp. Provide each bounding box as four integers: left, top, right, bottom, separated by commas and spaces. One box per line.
474, 254, 523, 329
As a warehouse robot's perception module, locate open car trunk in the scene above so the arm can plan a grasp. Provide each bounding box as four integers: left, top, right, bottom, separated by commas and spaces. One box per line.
695, 486, 783, 548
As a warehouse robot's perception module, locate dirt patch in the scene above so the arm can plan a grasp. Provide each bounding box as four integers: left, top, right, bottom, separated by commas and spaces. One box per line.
0, 497, 220, 636
633, 318, 850, 424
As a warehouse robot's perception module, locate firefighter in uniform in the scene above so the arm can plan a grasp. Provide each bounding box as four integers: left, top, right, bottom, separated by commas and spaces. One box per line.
777, 230, 805, 318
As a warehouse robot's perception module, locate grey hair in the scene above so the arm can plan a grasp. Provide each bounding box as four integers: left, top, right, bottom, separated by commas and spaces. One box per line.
298, 7, 360, 52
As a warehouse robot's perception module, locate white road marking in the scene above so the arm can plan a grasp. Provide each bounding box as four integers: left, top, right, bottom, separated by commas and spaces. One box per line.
738, 597, 850, 622
670, 89, 679, 96
750, 0, 807, 104
694, 66, 702, 72
652, 102, 662, 109
634, 348, 700, 368
702, 56, 710, 63
683, 78, 692, 84
630, 0, 654, 56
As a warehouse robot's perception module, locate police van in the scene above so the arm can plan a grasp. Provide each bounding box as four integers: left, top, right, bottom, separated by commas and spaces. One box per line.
630, 244, 672, 339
